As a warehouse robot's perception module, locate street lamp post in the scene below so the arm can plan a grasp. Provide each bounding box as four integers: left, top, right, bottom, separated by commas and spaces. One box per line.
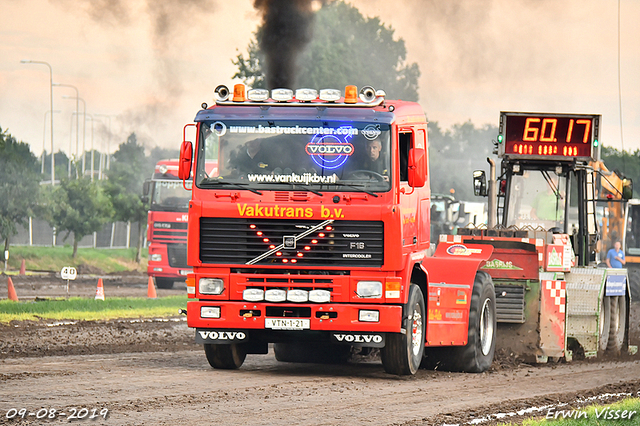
53, 83, 79, 177
21, 60, 55, 185
42, 110, 60, 176
62, 95, 86, 175
94, 114, 115, 172
86, 115, 95, 181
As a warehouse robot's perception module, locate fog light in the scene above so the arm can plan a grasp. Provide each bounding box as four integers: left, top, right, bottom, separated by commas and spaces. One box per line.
265, 289, 287, 302
201, 306, 221, 319
359, 310, 379, 322
243, 288, 264, 302
153, 267, 163, 272
199, 278, 224, 295
309, 289, 331, 303
319, 88, 341, 102
271, 88, 294, 102
287, 289, 309, 303
150, 254, 162, 262
356, 281, 383, 298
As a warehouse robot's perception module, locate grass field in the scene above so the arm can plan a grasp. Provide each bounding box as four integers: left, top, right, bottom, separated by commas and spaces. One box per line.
3, 246, 147, 275
500, 397, 640, 425
0, 295, 187, 323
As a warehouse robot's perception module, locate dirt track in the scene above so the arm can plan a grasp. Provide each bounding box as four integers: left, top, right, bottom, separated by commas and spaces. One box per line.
1, 275, 640, 425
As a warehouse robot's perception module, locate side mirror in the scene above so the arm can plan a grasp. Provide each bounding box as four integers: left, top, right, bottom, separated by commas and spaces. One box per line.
142, 179, 151, 197
623, 178, 633, 200
473, 170, 487, 197
178, 141, 193, 181
408, 148, 426, 188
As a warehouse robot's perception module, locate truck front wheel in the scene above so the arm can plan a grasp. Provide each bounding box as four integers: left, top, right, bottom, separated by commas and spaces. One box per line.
381, 284, 425, 375
446, 271, 496, 373
204, 343, 247, 369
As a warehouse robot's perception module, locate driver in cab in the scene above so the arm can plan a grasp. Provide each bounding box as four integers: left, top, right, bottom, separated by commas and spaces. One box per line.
360, 137, 388, 178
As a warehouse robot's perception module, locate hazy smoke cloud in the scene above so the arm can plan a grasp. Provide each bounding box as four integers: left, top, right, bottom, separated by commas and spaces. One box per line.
254, 0, 317, 89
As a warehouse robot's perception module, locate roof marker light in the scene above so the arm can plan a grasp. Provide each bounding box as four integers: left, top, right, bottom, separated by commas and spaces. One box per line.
271, 88, 294, 102
295, 88, 318, 102
247, 88, 269, 102
319, 88, 341, 102
344, 85, 358, 104
233, 84, 246, 102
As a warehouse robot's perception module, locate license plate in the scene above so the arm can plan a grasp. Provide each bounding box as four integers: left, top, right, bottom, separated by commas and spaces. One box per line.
265, 318, 310, 330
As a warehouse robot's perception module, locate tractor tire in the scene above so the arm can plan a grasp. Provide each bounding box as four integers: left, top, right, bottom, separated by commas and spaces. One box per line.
607, 295, 627, 353
204, 343, 247, 369
444, 271, 496, 373
628, 268, 640, 302
155, 277, 175, 289
381, 284, 425, 375
274, 343, 351, 364
598, 296, 611, 352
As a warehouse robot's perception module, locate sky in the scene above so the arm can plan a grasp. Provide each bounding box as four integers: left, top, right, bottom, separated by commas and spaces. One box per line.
1, 0, 639, 160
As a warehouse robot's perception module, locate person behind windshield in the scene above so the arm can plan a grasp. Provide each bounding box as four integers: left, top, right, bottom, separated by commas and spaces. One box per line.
361, 137, 388, 176
232, 138, 271, 174
530, 181, 563, 221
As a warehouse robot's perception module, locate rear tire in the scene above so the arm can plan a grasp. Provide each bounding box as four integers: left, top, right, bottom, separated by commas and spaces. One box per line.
274, 343, 351, 364
204, 343, 247, 369
628, 268, 640, 302
155, 277, 175, 289
607, 295, 627, 353
381, 284, 425, 375
598, 296, 611, 352
445, 271, 496, 373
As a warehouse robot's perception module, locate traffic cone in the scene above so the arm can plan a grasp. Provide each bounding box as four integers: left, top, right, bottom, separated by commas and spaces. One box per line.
95, 278, 105, 300
147, 276, 157, 299
7, 277, 18, 301
19, 259, 26, 275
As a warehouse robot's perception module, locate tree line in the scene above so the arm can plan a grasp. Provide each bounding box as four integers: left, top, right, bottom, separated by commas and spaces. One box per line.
0, 127, 176, 261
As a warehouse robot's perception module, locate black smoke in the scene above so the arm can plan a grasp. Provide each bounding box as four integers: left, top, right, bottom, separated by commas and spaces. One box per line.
254, 0, 317, 89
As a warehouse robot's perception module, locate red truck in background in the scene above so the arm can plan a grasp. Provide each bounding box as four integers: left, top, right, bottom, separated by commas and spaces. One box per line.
144, 160, 192, 289
177, 84, 497, 375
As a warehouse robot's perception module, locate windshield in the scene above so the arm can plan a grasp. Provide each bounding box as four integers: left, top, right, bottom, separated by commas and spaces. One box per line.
506, 170, 567, 230
196, 120, 391, 192
151, 180, 191, 212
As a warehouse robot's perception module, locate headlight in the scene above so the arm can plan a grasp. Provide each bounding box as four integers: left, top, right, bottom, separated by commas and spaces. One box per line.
356, 281, 383, 298
359, 310, 380, 322
201, 306, 221, 318
265, 289, 287, 302
309, 289, 331, 303
243, 288, 264, 302
199, 278, 224, 295
150, 254, 162, 262
287, 289, 309, 303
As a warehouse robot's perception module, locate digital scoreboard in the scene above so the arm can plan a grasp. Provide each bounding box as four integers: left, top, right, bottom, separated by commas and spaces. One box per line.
498, 112, 601, 161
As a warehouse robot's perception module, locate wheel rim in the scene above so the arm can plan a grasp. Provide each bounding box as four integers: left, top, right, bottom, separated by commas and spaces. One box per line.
411, 304, 423, 356
479, 298, 494, 356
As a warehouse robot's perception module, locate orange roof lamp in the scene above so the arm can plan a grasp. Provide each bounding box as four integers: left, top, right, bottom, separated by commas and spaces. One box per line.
233, 84, 246, 102
344, 85, 358, 104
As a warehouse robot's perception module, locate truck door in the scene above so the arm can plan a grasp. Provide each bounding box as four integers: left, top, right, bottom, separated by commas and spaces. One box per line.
398, 127, 429, 248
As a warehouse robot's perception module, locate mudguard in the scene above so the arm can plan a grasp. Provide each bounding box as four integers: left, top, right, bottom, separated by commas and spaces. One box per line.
421, 242, 493, 346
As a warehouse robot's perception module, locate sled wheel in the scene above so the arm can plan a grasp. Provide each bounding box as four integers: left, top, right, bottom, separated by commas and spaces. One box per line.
447, 271, 496, 373
155, 277, 175, 289
598, 296, 611, 352
607, 295, 627, 353
381, 284, 425, 375
274, 343, 351, 364
204, 343, 247, 369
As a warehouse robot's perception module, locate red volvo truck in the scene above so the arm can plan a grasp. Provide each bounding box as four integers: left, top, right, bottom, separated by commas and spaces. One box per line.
144, 160, 192, 288
178, 84, 498, 375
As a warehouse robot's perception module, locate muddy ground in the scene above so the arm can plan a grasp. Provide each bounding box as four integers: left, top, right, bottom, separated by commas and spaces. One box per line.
1, 275, 640, 425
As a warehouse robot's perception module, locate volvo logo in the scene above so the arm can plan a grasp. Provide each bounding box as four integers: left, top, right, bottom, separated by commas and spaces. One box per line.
197, 330, 246, 341
331, 333, 385, 347
283, 236, 296, 249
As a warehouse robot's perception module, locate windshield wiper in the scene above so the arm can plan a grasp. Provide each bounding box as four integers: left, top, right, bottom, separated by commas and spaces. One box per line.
200, 180, 262, 195
255, 181, 323, 197
329, 181, 379, 197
